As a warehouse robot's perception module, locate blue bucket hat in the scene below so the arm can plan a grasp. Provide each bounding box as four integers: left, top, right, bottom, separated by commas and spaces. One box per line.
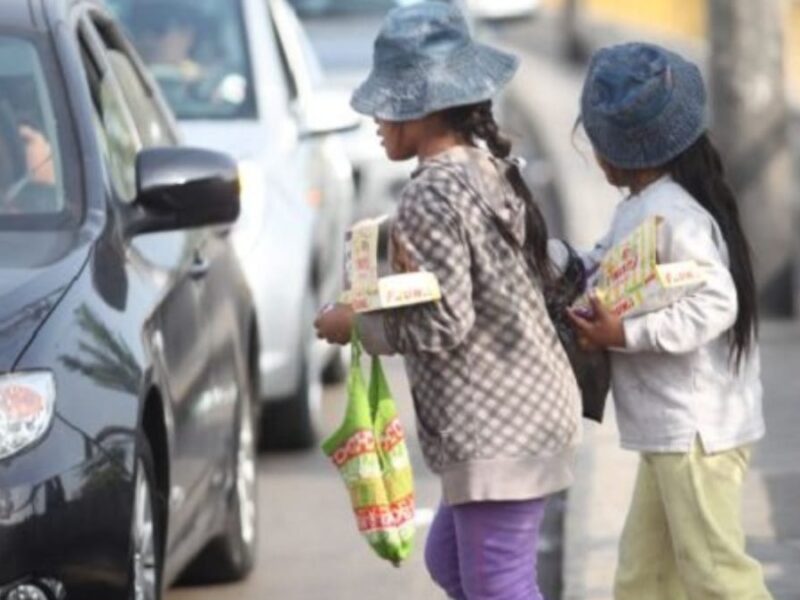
351, 2, 519, 121
580, 42, 707, 169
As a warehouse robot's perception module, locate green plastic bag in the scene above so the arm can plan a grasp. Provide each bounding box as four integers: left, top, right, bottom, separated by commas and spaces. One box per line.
322, 331, 415, 565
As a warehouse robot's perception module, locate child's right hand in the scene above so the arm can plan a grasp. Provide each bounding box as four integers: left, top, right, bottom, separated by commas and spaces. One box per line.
315, 303, 355, 346
568, 295, 626, 350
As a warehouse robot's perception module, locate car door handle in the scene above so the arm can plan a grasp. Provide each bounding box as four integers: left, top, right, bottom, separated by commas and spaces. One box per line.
189, 254, 211, 280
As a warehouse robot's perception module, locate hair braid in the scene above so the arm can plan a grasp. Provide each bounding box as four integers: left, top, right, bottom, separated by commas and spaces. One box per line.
442, 101, 554, 287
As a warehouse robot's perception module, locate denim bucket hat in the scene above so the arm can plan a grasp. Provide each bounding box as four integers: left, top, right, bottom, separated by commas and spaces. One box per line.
351, 2, 519, 121
580, 42, 707, 169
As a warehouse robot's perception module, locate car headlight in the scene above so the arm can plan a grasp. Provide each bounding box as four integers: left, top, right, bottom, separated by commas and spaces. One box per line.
0, 372, 56, 461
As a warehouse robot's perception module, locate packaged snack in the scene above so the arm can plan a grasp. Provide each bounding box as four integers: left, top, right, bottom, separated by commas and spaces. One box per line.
574, 216, 707, 318
341, 216, 442, 313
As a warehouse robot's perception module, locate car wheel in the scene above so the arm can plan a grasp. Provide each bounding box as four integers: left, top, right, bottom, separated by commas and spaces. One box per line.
130, 438, 163, 600
179, 382, 258, 583
261, 293, 321, 450
321, 347, 347, 385
499, 97, 565, 238
260, 350, 321, 450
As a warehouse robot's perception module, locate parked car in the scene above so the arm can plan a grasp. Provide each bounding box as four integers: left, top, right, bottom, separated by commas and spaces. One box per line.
291, 0, 563, 233
0, 0, 258, 597
109, 0, 359, 449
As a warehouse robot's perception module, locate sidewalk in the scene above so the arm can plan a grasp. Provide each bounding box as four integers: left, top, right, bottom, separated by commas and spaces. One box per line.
505, 49, 800, 600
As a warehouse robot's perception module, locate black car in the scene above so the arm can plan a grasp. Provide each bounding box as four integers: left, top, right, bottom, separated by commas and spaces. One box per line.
0, 0, 258, 598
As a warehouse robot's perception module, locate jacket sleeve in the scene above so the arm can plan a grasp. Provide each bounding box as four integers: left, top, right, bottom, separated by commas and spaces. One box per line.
356, 312, 396, 356
622, 212, 738, 354
368, 182, 475, 355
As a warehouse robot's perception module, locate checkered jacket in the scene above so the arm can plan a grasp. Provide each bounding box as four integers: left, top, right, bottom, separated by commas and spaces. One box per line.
358, 146, 582, 504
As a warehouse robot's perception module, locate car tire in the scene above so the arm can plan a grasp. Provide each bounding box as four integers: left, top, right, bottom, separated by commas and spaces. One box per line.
260, 292, 321, 450
321, 347, 347, 385
129, 437, 164, 600
179, 381, 258, 584
498, 97, 565, 238
260, 353, 320, 450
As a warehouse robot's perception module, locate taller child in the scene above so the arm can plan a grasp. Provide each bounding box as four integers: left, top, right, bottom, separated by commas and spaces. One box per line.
315, 4, 581, 599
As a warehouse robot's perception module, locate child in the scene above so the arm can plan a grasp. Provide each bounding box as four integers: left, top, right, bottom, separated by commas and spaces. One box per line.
315, 4, 582, 599
569, 42, 773, 600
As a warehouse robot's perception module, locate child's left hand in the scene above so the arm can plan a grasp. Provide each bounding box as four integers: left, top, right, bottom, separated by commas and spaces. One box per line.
568, 295, 627, 350
315, 303, 355, 345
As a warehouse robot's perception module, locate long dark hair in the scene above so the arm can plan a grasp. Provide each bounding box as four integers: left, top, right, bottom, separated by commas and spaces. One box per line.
665, 133, 758, 368
441, 100, 554, 287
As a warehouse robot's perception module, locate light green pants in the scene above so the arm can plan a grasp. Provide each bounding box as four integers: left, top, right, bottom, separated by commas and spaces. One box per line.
614, 440, 773, 600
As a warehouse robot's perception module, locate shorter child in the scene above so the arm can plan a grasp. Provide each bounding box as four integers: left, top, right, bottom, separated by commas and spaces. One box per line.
570, 43, 774, 600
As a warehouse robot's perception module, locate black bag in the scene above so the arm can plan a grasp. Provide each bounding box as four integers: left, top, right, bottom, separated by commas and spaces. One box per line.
545, 241, 610, 423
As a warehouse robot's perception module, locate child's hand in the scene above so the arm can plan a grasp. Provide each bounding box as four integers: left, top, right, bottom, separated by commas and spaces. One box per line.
314, 303, 355, 345
568, 295, 626, 350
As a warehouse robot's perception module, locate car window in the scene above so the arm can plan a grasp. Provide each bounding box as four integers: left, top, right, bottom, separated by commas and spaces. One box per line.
271, 0, 325, 96
0, 35, 72, 225
288, 0, 408, 17
269, 8, 300, 102
287, 0, 458, 17
107, 49, 174, 148
89, 17, 176, 149
78, 23, 141, 203
108, 0, 257, 120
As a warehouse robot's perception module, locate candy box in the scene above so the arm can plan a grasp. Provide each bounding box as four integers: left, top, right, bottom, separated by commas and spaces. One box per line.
340, 216, 442, 313
574, 216, 707, 319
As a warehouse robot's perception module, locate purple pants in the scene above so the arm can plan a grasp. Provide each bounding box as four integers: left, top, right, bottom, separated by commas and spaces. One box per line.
424, 498, 548, 600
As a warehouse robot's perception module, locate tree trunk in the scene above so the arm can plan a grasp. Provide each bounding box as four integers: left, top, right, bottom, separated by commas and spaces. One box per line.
709, 0, 795, 315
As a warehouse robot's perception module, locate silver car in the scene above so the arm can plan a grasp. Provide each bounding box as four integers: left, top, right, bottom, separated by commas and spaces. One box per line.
110, 0, 358, 448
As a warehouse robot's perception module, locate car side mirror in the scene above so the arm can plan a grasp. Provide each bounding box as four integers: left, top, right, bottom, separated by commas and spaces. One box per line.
128, 147, 240, 235
297, 88, 361, 139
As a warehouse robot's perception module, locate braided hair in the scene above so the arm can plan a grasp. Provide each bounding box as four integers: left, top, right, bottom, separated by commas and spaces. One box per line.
665, 134, 758, 368
441, 101, 554, 287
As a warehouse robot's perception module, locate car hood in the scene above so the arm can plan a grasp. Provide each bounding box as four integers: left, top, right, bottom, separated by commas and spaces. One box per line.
179, 120, 279, 163
0, 232, 90, 371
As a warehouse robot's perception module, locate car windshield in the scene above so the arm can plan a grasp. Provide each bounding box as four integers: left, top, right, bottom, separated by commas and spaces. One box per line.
288, 0, 457, 17
0, 35, 73, 229
108, 0, 256, 120
288, 0, 400, 17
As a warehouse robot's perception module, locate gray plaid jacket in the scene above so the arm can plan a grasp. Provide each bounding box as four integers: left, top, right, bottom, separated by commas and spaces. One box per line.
358, 146, 582, 505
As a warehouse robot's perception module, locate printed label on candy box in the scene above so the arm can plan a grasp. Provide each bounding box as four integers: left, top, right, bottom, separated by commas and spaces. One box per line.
574, 216, 708, 319
341, 216, 442, 313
